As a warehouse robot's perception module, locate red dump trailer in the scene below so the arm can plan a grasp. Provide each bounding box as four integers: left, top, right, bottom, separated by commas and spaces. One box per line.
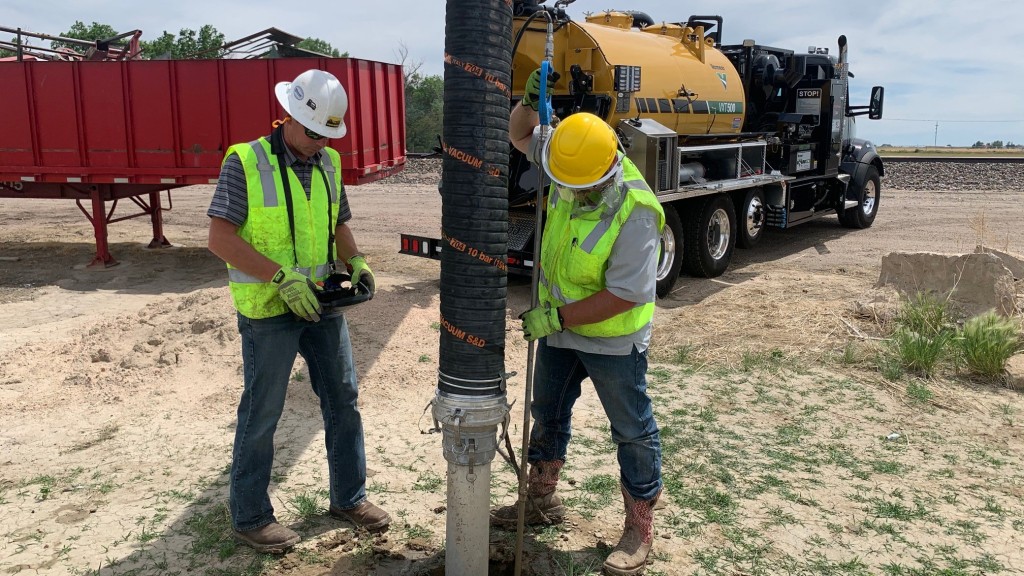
0, 57, 405, 266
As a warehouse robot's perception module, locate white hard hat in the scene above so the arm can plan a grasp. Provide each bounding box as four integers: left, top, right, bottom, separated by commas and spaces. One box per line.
275, 69, 348, 139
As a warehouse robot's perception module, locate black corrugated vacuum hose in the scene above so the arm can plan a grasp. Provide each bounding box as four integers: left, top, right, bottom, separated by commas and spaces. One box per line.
438, 0, 512, 396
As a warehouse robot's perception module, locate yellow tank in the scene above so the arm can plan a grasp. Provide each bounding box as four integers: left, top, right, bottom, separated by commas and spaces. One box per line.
513, 11, 746, 136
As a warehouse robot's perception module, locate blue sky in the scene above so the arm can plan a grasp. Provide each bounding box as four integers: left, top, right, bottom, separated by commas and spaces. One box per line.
3, 0, 1022, 146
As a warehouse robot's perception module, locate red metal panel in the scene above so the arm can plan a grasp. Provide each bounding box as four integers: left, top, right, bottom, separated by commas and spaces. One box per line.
80, 62, 131, 169
30, 63, 83, 169
0, 57, 405, 186
128, 61, 177, 171
0, 64, 36, 169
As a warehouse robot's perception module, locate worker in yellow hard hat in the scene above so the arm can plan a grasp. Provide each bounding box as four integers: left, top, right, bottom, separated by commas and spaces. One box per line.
491, 67, 666, 576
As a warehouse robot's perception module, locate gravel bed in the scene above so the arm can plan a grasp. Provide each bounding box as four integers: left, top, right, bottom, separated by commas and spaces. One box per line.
391, 157, 1023, 192
882, 161, 1024, 192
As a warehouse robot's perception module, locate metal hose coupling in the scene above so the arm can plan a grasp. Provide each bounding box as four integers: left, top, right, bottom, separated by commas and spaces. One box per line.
432, 388, 510, 468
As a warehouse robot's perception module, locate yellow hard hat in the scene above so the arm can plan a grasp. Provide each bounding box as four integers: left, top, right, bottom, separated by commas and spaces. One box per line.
542, 113, 619, 188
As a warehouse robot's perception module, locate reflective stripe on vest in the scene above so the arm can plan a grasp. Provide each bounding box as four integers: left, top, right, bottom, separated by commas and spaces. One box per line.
539, 156, 665, 338
224, 138, 342, 319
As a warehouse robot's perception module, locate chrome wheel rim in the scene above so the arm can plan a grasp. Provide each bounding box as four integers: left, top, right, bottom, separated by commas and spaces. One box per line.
707, 208, 730, 260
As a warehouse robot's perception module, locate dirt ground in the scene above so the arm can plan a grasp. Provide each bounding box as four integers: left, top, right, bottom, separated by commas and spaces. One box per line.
2, 166, 1023, 575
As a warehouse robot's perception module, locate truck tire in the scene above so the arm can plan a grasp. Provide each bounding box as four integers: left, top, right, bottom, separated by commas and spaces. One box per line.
839, 165, 880, 229
683, 194, 736, 278
736, 187, 766, 249
656, 204, 683, 298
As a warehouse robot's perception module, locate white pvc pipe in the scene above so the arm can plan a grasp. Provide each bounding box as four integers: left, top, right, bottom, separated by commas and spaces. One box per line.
445, 461, 492, 575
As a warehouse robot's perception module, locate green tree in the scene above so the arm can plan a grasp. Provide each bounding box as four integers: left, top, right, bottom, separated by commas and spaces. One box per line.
405, 73, 444, 153
991, 140, 1004, 149
296, 37, 347, 57
972, 140, 985, 148
140, 32, 176, 59
140, 25, 225, 59
53, 21, 120, 53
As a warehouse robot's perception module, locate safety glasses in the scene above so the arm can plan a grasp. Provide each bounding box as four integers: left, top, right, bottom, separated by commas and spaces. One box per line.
304, 127, 327, 141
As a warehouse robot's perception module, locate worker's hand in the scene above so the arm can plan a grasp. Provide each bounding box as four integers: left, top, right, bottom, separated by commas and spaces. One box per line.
348, 255, 375, 295
521, 68, 559, 112
272, 267, 322, 322
519, 305, 562, 342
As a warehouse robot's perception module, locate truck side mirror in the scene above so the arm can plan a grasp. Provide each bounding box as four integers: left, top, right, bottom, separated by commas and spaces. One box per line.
869, 86, 884, 120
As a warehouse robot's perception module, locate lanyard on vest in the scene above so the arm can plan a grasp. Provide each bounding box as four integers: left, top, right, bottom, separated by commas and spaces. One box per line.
270, 128, 335, 267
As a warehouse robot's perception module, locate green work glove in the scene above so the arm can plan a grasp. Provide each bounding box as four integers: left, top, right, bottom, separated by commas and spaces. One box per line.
272, 267, 322, 322
520, 67, 559, 111
519, 305, 563, 342
348, 255, 375, 294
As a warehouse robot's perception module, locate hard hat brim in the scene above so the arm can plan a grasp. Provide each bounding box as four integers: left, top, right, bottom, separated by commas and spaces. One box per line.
274, 81, 348, 139
541, 137, 619, 189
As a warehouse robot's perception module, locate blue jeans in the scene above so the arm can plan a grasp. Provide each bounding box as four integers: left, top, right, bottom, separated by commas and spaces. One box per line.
230, 311, 366, 531
528, 339, 662, 502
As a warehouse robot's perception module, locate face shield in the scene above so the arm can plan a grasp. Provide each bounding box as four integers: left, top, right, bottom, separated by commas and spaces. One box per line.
554, 161, 624, 215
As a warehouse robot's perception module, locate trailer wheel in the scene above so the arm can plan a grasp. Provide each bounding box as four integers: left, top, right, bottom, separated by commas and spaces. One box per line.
656, 204, 683, 298
683, 194, 736, 278
736, 187, 766, 248
840, 165, 880, 229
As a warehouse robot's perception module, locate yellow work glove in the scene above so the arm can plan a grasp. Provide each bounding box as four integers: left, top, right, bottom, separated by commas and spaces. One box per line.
272, 267, 322, 322
519, 305, 563, 342
348, 255, 375, 294
520, 67, 559, 111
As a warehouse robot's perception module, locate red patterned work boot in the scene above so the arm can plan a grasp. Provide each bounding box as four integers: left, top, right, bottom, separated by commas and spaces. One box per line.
603, 486, 660, 576
490, 460, 566, 528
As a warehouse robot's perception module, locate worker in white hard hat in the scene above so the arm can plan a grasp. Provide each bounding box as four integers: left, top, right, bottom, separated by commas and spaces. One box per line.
490, 68, 666, 576
207, 68, 389, 554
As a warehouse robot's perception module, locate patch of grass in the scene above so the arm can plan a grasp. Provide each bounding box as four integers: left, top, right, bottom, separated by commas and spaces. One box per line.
22, 474, 57, 501
906, 380, 934, 403
413, 471, 443, 492
868, 497, 927, 521
418, 354, 431, 362
957, 311, 1020, 378
870, 460, 905, 475
888, 327, 951, 377
404, 523, 434, 540
184, 503, 239, 560
284, 489, 325, 519
740, 348, 788, 373
671, 344, 697, 367
565, 473, 618, 518
896, 293, 955, 336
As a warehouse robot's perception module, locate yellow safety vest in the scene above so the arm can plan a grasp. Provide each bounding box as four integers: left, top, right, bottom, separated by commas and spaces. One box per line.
224, 137, 342, 318
539, 156, 665, 338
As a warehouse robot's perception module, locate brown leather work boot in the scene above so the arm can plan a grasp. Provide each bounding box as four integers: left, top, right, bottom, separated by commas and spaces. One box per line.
603, 486, 660, 576
490, 460, 566, 528
329, 500, 392, 533
234, 522, 300, 554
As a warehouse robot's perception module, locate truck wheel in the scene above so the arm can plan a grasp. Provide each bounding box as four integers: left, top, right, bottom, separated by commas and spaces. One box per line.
840, 165, 880, 229
683, 194, 736, 278
656, 204, 683, 298
736, 187, 766, 248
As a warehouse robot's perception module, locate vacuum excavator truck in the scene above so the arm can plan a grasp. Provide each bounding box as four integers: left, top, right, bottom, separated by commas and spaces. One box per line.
400, 2, 885, 296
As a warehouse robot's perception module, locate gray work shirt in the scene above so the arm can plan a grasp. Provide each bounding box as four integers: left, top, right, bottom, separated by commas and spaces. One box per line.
546, 202, 661, 355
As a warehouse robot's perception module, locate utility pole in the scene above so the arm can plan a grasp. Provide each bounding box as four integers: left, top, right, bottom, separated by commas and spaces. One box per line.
934, 121, 939, 147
